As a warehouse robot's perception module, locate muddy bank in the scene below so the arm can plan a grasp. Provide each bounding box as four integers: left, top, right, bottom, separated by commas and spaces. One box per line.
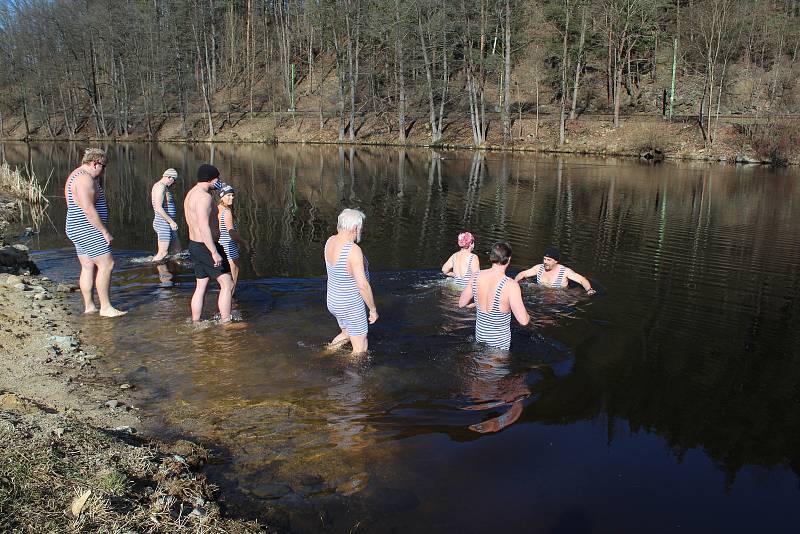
2, 113, 795, 165
0, 196, 265, 532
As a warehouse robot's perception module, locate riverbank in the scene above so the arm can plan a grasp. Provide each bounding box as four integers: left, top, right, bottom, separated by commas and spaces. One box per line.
0, 196, 264, 532
2, 112, 797, 165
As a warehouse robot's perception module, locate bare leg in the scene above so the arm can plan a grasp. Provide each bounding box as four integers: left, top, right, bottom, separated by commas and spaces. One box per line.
216, 273, 233, 322
95, 254, 127, 317
77, 254, 98, 313
350, 334, 368, 354
229, 259, 240, 296
153, 240, 170, 262
191, 277, 210, 322
327, 328, 350, 350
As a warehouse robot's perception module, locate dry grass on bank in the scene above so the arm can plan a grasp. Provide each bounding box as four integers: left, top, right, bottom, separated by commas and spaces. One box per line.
0, 160, 49, 206
0, 402, 265, 533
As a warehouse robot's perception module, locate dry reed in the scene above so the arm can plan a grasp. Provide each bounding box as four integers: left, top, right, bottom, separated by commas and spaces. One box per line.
0, 160, 49, 206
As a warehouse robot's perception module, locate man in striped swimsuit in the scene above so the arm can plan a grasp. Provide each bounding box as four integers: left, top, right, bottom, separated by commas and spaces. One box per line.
514, 246, 596, 295
151, 168, 181, 262
459, 242, 529, 350
64, 148, 126, 317
184, 164, 233, 323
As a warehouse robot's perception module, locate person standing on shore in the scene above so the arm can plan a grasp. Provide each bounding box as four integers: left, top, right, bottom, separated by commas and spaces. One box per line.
217, 185, 249, 296
325, 208, 378, 353
514, 246, 596, 295
441, 231, 480, 290
64, 148, 127, 317
184, 164, 233, 323
151, 168, 181, 262
459, 242, 529, 350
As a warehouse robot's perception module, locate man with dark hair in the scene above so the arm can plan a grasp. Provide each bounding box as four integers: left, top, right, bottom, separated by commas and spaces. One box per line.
515, 246, 596, 295
459, 242, 530, 350
184, 164, 233, 322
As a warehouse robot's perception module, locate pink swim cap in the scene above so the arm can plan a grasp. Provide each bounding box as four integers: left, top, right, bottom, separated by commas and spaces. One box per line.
457, 232, 474, 248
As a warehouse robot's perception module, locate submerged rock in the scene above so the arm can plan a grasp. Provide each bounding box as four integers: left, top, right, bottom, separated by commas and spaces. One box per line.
247, 482, 292, 500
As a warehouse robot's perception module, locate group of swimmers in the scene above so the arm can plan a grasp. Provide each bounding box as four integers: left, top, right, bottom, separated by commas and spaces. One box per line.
64, 148, 597, 352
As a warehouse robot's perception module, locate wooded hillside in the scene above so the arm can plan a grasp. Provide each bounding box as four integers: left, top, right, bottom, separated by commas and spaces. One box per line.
1, 0, 798, 149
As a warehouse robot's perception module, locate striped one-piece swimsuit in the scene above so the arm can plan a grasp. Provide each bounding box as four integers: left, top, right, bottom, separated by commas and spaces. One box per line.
472, 274, 512, 350
453, 253, 477, 290
152, 187, 177, 243
65, 171, 110, 258
326, 239, 369, 337
535, 265, 567, 288
218, 208, 239, 260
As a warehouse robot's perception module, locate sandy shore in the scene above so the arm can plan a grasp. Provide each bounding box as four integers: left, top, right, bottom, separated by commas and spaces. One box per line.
0, 197, 265, 532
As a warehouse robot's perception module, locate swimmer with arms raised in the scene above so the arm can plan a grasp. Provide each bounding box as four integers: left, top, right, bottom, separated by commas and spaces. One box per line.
515, 246, 596, 295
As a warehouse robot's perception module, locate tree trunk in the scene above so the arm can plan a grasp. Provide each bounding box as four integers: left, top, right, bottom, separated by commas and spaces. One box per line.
570, 7, 586, 120
394, 0, 407, 143
559, 2, 570, 145
501, 0, 512, 143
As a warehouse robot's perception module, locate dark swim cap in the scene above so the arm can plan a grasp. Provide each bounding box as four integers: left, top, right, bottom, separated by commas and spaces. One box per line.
197, 164, 220, 182
543, 246, 561, 261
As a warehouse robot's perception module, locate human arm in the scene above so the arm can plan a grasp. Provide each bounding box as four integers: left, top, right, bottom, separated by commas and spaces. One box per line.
565, 268, 596, 295
73, 174, 112, 244
349, 245, 378, 323
441, 253, 456, 277
222, 209, 250, 252
458, 273, 477, 308
514, 264, 540, 283
151, 183, 178, 230
197, 197, 222, 265
507, 281, 530, 326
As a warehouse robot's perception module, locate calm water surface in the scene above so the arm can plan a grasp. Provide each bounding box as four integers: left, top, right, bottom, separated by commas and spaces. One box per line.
4, 142, 800, 532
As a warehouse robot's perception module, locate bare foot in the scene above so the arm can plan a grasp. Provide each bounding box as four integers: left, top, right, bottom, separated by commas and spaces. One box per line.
84, 306, 99, 314
99, 307, 128, 317
222, 321, 248, 330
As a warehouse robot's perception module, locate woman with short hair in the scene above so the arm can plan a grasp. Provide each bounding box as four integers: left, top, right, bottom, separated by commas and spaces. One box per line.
324, 208, 378, 353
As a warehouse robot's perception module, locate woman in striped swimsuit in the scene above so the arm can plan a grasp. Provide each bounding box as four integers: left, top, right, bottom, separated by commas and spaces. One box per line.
441, 231, 480, 290
325, 208, 378, 354
64, 148, 126, 317
217, 185, 249, 295
151, 168, 181, 262
459, 242, 529, 350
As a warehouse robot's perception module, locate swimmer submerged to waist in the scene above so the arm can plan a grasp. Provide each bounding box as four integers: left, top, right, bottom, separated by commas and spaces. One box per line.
459, 242, 530, 350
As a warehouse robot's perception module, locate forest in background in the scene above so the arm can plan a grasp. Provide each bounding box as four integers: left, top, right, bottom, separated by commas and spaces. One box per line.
1, 0, 799, 158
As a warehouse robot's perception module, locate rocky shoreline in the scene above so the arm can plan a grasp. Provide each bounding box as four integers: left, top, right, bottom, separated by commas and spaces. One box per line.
0, 196, 265, 532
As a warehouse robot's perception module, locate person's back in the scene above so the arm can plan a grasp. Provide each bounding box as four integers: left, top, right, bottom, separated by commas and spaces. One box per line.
459, 242, 530, 351
185, 185, 219, 242
443, 232, 479, 289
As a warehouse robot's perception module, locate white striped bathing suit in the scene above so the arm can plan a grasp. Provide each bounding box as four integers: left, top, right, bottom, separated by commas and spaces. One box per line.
218, 208, 239, 260
535, 265, 567, 288
152, 187, 177, 243
452, 253, 477, 290
326, 239, 369, 337
65, 171, 110, 258
472, 273, 512, 350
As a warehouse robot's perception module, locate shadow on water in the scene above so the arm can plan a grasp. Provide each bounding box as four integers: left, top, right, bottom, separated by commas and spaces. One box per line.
12, 141, 800, 532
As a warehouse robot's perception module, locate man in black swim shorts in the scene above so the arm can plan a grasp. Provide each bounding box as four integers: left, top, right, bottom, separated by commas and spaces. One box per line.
183, 164, 234, 322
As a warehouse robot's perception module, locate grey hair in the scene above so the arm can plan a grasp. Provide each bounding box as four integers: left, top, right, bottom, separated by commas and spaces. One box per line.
337, 208, 366, 233
81, 147, 106, 165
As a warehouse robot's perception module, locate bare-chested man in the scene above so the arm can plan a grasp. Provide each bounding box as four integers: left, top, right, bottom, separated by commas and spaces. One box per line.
515, 246, 596, 295
184, 164, 233, 322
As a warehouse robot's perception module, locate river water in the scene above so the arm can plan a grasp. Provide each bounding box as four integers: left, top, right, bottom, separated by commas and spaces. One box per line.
3, 142, 800, 532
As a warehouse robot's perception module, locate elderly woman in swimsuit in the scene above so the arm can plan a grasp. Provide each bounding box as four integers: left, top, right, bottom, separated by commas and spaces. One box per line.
441, 231, 480, 290
324, 208, 378, 354
151, 168, 181, 262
